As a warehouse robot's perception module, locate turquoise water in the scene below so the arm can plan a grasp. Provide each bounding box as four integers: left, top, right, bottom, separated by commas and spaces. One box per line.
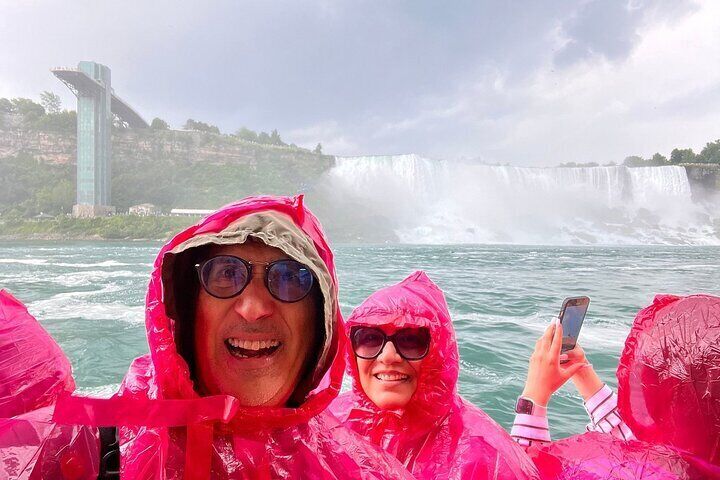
1, 241, 718, 439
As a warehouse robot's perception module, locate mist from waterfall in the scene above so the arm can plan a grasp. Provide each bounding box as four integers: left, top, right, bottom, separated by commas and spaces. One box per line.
316, 154, 719, 245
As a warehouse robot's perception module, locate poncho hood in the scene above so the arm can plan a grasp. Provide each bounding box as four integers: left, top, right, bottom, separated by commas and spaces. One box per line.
133, 194, 343, 428
330, 271, 539, 479
616, 293, 720, 466
0, 291, 100, 479
0, 290, 75, 417
343, 270, 459, 423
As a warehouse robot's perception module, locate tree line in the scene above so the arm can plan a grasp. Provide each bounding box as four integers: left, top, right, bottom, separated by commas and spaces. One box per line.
559, 140, 720, 168
0, 92, 76, 133
622, 141, 720, 167
172, 119, 322, 154
0, 93, 324, 154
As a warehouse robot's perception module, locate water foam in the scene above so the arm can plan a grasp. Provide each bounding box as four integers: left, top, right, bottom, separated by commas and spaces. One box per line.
28, 286, 145, 325
0, 258, 49, 265
324, 155, 719, 245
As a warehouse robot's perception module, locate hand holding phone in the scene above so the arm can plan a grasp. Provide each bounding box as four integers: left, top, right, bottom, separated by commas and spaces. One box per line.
558, 296, 590, 353
521, 314, 590, 406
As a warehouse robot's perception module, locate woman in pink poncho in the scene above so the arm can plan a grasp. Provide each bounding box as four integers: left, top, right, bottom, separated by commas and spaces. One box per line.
329, 270, 539, 480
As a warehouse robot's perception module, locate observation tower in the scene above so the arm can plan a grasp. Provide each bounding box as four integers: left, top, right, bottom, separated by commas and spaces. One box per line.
52, 61, 149, 217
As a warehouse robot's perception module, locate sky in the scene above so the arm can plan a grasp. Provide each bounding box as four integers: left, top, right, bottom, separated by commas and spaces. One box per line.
1, 0, 719, 166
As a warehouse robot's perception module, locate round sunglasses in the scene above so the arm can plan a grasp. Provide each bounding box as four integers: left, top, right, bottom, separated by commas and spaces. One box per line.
350, 326, 431, 361
195, 255, 314, 303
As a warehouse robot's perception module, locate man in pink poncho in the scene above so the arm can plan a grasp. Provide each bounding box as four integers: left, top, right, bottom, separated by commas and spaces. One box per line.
329, 270, 539, 480
55, 195, 413, 479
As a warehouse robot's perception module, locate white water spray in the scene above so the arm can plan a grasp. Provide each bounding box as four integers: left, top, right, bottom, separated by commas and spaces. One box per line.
321, 154, 718, 245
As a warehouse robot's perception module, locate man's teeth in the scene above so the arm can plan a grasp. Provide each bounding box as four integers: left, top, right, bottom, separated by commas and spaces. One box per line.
227, 338, 281, 351
375, 373, 410, 381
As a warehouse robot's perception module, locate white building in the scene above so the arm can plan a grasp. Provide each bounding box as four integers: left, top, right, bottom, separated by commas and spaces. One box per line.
129, 203, 161, 216
170, 208, 215, 216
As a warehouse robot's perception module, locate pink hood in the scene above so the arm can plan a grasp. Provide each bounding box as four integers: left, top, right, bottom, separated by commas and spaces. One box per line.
330, 271, 539, 479
617, 294, 720, 466
54, 195, 411, 479
528, 294, 720, 479
0, 290, 74, 417
0, 290, 99, 479
124, 195, 343, 422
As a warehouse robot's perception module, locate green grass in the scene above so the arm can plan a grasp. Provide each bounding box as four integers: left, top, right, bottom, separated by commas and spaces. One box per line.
0, 215, 200, 240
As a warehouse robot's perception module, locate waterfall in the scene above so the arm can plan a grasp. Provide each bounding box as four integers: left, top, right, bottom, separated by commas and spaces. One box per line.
317, 154, 718, 245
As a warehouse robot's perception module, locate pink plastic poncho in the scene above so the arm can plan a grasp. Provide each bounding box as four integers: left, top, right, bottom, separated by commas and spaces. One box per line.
0, 290, 99, 479
529, 431, 720, 480
526, 293, 720, 479
617, 294, 720, 466
55, 195, 412, 479
329, 271, 540, 480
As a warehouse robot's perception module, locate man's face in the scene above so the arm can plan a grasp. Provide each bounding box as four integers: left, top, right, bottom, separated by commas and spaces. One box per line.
356, 325, 422, 410
193, 241, 318, 406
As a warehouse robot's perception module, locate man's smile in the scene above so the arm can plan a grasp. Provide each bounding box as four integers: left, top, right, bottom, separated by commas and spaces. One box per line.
225, 337, 282, 359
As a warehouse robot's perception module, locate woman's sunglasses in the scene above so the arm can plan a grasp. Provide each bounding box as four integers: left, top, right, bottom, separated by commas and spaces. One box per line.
350, 326, 431, 361
195, 255, 314, 303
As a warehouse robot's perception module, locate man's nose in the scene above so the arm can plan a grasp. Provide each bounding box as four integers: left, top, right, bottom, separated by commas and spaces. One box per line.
233, 273, 274, 322
377, 340, 403, 364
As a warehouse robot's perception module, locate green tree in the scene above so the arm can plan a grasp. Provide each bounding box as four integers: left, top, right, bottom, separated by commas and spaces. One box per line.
649, 153, 669, 166
184, 119, 220, 134
269, 129, 286, 146
235, 127, 258, 142
698, 140, 720, 164
39, 91, 62, 115
257, 131, 271, 144
150, 117, 170, 130
32, 110, 76, 133
0, 98, 12, 113
314, 143, 323, 155
11, 98, 45, 126
34, 179, 74, 214
669, 148, 696, 165
623, 155, 646, 167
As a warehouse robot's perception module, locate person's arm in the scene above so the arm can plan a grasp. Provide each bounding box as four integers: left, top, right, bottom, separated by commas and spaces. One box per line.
511, 320, 588, 447
567, 350, 635, 440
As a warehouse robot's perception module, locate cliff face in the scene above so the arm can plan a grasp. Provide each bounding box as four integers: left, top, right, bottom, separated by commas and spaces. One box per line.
0, 129, 75, 164
683, 163, 720, 201
0, 128, 334, 170
0, 127, 336, 214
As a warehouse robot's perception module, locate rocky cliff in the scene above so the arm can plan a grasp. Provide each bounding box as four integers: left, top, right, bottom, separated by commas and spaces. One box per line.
0, 127, 333, 170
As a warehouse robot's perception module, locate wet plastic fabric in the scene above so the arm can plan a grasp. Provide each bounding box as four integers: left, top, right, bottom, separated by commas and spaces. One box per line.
528, 431, 720, 480
55, 195, 413, 479
616, 294, 720, 466
525, 294, 720, 479
0, 290, 99, 479
329, 271, 540, 480
0, 290, 74, 417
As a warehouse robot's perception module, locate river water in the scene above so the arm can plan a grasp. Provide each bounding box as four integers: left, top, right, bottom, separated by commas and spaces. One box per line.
1, 241, 718, 439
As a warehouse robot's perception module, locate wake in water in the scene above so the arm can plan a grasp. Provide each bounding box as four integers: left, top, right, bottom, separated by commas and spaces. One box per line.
314, 154, 720, 245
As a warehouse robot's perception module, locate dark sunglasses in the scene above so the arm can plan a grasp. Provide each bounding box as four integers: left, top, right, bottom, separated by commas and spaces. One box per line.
195, 255, 314, 303
350, 326, 431, 361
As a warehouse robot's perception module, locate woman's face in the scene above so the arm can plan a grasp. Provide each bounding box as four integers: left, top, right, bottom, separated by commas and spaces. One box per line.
356, 325, 423, 410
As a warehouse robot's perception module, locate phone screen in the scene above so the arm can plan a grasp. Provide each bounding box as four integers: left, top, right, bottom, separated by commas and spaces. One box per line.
560, 297, 589, 351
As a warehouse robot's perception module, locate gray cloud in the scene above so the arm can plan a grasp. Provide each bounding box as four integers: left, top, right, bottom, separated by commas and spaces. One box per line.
0, 0, 713, 165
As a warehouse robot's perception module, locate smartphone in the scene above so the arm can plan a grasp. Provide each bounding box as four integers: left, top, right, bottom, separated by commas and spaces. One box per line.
558, 296, 590, 353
